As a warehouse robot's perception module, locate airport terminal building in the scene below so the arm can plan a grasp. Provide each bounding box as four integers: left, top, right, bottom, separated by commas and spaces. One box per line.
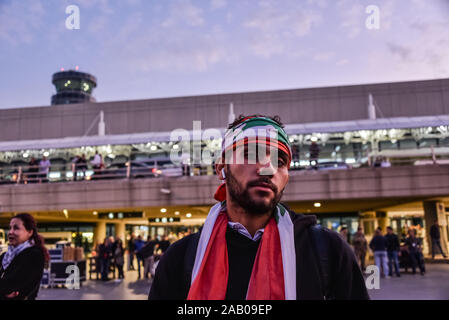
0, 73, 448, 255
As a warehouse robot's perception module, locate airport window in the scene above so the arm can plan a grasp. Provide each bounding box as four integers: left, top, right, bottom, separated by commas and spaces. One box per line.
379, 141, 399, 151
418, 138, 438, 148
398, 139, 418, 150
440, 137, 449, 147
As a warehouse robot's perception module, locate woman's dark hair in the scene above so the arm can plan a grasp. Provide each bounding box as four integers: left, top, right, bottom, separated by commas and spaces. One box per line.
13, 213, 50, 263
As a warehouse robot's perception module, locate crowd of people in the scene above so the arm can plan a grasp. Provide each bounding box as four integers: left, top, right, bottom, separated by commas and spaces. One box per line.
347, 220, 447, 278
92, 231, 191, 282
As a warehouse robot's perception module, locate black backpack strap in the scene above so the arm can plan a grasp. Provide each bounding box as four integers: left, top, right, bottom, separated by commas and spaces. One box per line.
184, 231, 201, 289
310, 224, 331, 300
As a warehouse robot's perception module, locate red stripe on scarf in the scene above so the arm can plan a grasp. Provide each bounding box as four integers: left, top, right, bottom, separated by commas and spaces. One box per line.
187, 213, 285, 300
246, 217, 285, 300
187, 212, 229, 300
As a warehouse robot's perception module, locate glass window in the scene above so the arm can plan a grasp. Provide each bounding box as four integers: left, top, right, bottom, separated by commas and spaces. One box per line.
398, 139, 417, 150
379, 141, 399, 151
418, 139, 438, 148
440, 137, 449, 147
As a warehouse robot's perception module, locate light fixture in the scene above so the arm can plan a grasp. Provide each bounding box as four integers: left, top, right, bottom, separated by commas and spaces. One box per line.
155, 218, 160, 223
160, 188, 171, 194
169, 217, 174, 222
186, 213, 192, 218
173, 145, 179, 150
314, 202, 321, 208
93, 211, 98, 216
150, 145, 157, 151
63, 209, 69, 219
43, 151, 50, 157
311, 136, 318, 142
108, 212, 114, 219
160, 208, 167, 213
174, 211, 180, 215
161, 217, 167, 223
23, 153, 29, 158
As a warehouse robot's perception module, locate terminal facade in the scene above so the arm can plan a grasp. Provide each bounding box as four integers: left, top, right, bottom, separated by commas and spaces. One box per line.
0, 75, 448, 256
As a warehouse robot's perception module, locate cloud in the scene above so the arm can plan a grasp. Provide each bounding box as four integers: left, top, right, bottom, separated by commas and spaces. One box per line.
338, 1, 365, 39
313, 52, 335, 62
0, 0, 45, 45
162, 0, 204, 27
211, 0, 227, 10
242, 0, 322, 58
336, 59, 349, 66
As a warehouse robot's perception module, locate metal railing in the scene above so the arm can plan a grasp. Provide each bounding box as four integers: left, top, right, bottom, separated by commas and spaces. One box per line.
0, 153, 448, 185
0, 161, 217, 185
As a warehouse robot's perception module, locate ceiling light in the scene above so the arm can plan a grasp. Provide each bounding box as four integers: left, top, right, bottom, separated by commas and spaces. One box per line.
93, 211, 98, 215
160, 208, 167, 213
186, 213, 192, 218
174, 211, 180, 215
314, 202, 321, 208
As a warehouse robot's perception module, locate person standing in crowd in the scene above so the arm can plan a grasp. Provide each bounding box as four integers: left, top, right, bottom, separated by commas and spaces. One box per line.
405, 229, 425, 275
38, 156, 51, 183
99, 237, 113, 281
385, 226, 401, 277
149, 115, 368, 300
27, 157, 39, 183
76, 154, 88, 180
134, 235, 145, 279
127, 234, 136, 271
0, 213, 49, 300
369, 227, 389, 278
90, 151, 104, 178
158, 235, 171, 253
114, 238, 125, 280
309, 141, 320, 168
339, 227, 348, 243
352, 227, 368, 271
430, 220, 447, 259
141, 236, 159, 279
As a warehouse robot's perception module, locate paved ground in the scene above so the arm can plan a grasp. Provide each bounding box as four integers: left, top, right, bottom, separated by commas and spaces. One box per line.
37, 263, 449, 300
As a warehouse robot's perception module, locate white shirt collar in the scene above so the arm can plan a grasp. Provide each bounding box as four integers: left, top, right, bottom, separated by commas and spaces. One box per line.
227, 221, 264, 242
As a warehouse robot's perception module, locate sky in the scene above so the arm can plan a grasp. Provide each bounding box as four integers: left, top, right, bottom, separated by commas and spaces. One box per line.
1, 0, 449, 109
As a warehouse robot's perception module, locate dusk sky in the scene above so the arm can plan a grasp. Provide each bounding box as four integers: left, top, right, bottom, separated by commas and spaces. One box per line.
1, 0, 449, 109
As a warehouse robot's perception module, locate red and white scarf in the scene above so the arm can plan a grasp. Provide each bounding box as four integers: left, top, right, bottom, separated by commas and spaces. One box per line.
187, 202, 296, 300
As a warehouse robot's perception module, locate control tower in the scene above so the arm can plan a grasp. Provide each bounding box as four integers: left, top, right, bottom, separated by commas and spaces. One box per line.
51, 69, 97, 105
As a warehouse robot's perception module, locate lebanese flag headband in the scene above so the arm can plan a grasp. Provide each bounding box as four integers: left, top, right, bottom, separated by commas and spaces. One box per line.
221, 116, 292, 164
214, 117, 292, 202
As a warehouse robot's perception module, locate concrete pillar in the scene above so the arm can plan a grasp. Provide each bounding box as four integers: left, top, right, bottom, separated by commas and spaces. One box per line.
376, 211, 388, 233
94, 221, 106, 245
115, 221, 126, 242
423, 201, 448, 256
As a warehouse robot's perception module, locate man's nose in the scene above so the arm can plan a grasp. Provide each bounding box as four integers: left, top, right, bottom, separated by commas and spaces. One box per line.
257, 155, 277, 176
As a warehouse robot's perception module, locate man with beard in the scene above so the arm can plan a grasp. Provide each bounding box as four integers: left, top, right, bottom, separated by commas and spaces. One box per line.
149, 115, 369, 300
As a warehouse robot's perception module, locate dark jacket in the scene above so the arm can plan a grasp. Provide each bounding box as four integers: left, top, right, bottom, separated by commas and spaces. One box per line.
405, 237, 422, 253
369, 235, 387, 252
148, 209, 369, 300
0, 246, 45, 300
430, 225, 440, 240
385, 233, 400, 252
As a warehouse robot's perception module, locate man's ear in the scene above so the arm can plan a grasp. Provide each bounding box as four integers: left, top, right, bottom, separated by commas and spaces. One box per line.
215, 162, 225, 180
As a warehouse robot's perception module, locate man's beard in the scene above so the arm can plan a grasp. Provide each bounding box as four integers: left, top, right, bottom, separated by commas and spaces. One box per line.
226, 168, 284, 216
